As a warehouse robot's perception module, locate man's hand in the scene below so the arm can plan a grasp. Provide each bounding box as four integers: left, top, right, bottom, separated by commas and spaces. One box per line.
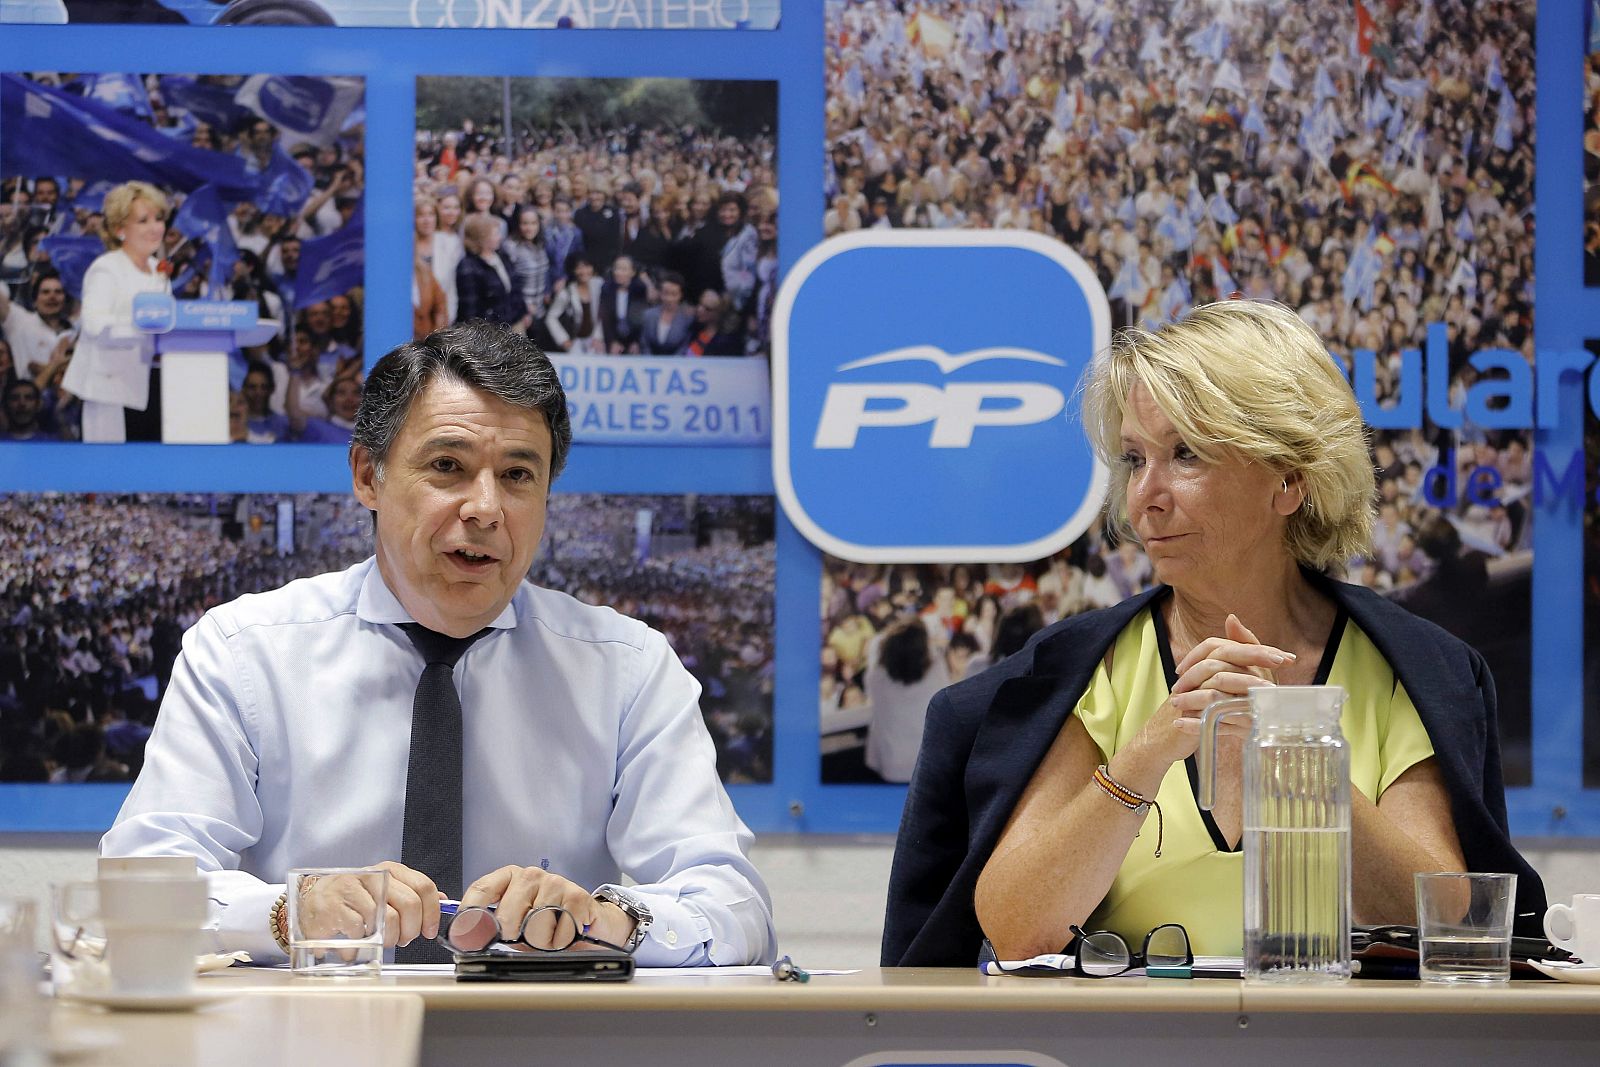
297, 860, 443, 949
462, 866, 635, 951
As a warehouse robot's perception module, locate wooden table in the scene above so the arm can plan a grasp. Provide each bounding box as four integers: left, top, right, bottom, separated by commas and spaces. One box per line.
147, 966, 1600, 1066
43, 990, 421, 1067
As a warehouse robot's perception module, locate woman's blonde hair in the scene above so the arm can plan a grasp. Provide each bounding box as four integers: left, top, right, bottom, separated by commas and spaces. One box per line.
1080, 300, 1374, 572
101, 182, 169, 250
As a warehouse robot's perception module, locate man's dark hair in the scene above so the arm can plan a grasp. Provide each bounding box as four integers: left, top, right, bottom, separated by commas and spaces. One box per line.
27, 268, 64, 305
354, 319, 572, 481
4, 379, 40, 404
879, 617, 932, 686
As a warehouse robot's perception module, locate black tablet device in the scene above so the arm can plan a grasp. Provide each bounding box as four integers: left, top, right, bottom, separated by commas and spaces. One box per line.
453, 947, 636, 982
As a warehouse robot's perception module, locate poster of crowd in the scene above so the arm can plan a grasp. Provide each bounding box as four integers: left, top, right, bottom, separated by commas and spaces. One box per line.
0, 72, 366, 445
821, 0, 1535, 784
0, 0, 781, 30
415, 76, 778, 445
0, 491, 774, 786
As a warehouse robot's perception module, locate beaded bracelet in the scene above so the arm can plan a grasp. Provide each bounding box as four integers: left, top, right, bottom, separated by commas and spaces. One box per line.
269, 892, 291, 954
1092, 764, 1164, 857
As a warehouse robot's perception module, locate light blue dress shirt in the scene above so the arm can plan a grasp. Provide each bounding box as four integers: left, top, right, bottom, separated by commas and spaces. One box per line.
101, 558, 776, 966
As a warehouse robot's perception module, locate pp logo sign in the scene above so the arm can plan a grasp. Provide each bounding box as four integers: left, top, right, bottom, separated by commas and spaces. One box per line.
774, 230, 1110, 562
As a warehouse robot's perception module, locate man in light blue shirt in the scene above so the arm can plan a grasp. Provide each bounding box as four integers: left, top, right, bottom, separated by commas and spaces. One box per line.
101, 319, 776, 966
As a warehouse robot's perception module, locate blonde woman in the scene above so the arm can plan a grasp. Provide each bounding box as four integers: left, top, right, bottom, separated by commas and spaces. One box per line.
883, 301, 1545, 966
61, 180, 170, 443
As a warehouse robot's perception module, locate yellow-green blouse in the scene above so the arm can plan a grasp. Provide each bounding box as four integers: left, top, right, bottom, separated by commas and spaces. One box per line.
1077, 604, 1435, 955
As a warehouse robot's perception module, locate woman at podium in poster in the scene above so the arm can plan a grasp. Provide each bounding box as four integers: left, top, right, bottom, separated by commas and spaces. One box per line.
60, 181, 171, 444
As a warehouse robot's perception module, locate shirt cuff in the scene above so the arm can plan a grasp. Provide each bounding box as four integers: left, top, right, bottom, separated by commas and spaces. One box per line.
596, 884, 711, 967
211, 879, 287, 963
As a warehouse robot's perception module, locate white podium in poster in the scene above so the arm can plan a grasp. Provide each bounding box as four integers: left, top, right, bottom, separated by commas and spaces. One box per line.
136, 296, 277, 443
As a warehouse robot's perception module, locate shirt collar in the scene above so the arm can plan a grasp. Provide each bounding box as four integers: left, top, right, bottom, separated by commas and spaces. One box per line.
355, 556, 519, 631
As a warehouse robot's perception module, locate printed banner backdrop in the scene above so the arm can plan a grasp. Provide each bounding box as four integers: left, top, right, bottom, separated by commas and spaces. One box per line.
816, 0, 1538, 787
1, 71, 366, 446
414, 75, 778, 448
0, 491, 774, 788
0, 2, 1596, 837
0, 0, 781, 29
556, 354, 771, 444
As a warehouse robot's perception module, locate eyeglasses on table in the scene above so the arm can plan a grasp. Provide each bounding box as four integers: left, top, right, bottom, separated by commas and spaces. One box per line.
441, 902, 631, 955
1069, 922, 1193, 978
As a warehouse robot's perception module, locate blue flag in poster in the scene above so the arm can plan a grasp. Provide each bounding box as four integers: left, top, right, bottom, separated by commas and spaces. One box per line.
293, 205, 364, 310
0, 74, 261, 202
1208, 191, 1238, 226
156, 75, 255, 134
38, 235, 106, 300
1267, 50, 1296, 92
1494, 91, 1515, 151
1365, 91, 1392, 131
256, 145, 315, 218
1212, 60, 1245, 98
70, 179, 117, 214
841, 63, 865, 106
1342, 233, 1382, 309
1454, 211, 1476, 243
233, 75, 364, 149
1386, 94, 1408, 140
1184, 19, 1229, 62
1158, 277, 1191, 323
1314, 65, 1338, 101
74, 73, 152, 120
1116, 196, 1137, 226
1107, 256, 1144, 303
1383, 75, 1428, 100
1186, 184, 1209, 224
1212, 257, 1238, 297
171, 185, 239, 296
1485, 52, 1506, 94
1139, 25, 1166, 64
1242, 98, 1268, 138
1155, 208, 1195, 252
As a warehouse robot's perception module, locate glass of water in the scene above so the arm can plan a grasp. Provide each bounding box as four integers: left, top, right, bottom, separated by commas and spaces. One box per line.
286, 868, 388, 979
1415, 872, 1517, 983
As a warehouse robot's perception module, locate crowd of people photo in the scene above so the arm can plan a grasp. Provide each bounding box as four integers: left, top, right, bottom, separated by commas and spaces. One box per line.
535, 494, 776, 784
0, 491, 775, 787
822, 0, 1535, 782
414, 77, 780, 360
1, 72, 366, 444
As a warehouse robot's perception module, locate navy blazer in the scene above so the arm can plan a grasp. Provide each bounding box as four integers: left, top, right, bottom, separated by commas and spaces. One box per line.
881, 573, 1547, 966
455, 252, 527, 327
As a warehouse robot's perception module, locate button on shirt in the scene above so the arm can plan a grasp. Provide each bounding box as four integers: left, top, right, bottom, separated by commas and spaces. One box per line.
101, 558, 776, 967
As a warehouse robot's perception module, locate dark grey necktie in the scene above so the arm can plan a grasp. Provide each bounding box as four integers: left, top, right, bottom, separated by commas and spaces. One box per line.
395, 622, 490, 963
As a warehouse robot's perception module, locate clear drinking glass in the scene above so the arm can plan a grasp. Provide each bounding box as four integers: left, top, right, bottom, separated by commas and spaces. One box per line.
286, 868, 388, 978
1416, 872, 1516, 983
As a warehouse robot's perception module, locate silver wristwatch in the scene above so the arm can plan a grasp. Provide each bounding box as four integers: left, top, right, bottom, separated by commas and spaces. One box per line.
593, 885, 652, 952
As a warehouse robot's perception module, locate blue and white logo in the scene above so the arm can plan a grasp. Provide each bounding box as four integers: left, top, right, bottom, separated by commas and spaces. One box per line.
131, 292, 177, 334
774, 230, 1111, 563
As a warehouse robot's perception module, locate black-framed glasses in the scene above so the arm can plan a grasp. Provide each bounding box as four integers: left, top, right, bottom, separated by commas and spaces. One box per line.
443, 904, 631, 955
1069, 923, 1192, 977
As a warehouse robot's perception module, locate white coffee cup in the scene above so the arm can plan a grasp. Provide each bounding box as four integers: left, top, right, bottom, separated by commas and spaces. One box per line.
98, 856, 196, 879
97, 865, 207, 997
1543, 894, 1600, 966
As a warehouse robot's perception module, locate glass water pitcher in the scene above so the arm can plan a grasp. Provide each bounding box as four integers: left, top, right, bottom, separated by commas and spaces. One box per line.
1198, 685, 1353, 983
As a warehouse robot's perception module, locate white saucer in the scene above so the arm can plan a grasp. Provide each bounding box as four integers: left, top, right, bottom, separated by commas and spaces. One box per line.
59, 988, 236, 1012
1527, 959, 1600, 984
